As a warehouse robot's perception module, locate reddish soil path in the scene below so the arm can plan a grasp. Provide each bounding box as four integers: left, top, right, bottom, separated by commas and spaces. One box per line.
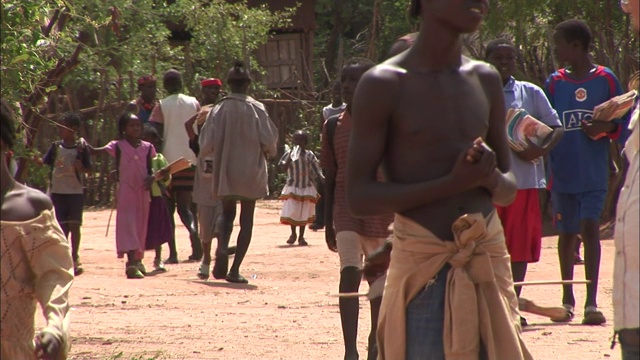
38, 201, 621, 360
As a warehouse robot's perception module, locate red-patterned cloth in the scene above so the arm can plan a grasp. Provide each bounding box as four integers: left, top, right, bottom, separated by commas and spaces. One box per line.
321, 111, 392, 238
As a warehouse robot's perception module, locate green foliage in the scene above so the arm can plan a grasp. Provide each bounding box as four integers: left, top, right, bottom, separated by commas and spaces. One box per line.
312, 0, 638, 91
478, 0, 639, 86
178, 0, 295, 92
2, 0, 293, 202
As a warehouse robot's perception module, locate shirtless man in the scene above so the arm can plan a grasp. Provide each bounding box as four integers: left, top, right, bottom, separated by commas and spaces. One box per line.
347, 1, 530, 359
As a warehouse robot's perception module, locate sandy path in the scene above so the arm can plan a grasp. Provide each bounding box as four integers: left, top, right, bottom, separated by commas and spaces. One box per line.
40, 201, 621, 360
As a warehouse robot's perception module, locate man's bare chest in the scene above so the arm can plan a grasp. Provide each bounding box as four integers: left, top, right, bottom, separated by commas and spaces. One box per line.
393, 73, 490, 143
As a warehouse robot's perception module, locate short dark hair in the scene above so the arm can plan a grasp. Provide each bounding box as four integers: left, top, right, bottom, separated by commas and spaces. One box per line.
60, 112, 82, 128
555, 19, 592, 50
142, 124, 162, 142
293, 129, 309, 143
485, 38, 515, 59
0, 99, 17, 148
227, 61, 251, 85
163, 69, 182, 93
343, 57, 376, 72
117, 112, 137, 138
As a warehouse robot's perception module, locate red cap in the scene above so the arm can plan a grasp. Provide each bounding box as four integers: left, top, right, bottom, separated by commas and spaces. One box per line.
137, 75, 156, 85
201, 78, 222, 87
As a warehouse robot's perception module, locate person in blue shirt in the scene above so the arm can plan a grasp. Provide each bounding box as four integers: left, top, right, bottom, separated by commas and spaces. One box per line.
545, 19, 626, 326
485, 38, 564, 326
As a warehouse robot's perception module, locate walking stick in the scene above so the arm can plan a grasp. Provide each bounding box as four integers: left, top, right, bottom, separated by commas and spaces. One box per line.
105, 189, 117, 237
330, 280, 592, 298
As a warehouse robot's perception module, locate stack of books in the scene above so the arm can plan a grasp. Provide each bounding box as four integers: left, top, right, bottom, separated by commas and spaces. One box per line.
593, 90, 637, 121
153, 157, 191, 180
506, 108, 553, 151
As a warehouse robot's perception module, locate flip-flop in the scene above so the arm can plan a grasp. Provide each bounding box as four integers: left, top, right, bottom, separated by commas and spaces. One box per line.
197, 263, 210, 280
551, 304, 575, 323
582, 306, 607, 325
225, 272, 248, 284
286, 235, 297, 245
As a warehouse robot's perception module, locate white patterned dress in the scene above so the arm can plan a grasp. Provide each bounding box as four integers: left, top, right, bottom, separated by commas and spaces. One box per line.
279, 147, 322, 226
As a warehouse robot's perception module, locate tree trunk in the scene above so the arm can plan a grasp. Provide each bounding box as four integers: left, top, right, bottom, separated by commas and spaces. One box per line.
324, 0, 344, 84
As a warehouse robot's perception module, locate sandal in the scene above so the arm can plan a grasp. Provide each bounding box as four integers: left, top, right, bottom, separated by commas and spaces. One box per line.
551, 304, 575, 323
225, 272, 249, 284
137, 262, 147, 276
125, 264, 144, 279
197, 263, 210, 280
74, 259, 84, 276
582, 306, 606, 325
298, 237, 308, 246
153, 259, 167, 272
286, 235, 297, 245
165, 257, 179, 265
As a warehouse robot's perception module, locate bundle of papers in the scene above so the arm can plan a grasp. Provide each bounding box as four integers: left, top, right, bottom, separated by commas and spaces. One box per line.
506, 108, 553, 151
153, 157, 191, 180
592, 90, 637, 122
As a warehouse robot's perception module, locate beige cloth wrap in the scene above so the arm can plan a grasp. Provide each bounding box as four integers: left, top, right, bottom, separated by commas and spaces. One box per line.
1, 210, 74, 360
377, 211, 532, 360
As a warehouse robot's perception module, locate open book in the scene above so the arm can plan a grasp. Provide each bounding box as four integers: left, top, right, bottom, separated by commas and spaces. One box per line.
153, 157, 191, 180
506, 108, 553, 151
592, 90, 637, 122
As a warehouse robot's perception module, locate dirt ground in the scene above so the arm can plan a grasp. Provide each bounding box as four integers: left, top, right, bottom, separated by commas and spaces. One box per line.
38, 201, 622, 360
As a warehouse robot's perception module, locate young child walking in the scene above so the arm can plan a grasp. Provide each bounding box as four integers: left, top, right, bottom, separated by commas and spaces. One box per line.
141, 125, 172, 273
279, 130, 323, 246
40, 112, 92, 275
90, 112, 156, 279
1, 99, 75, 359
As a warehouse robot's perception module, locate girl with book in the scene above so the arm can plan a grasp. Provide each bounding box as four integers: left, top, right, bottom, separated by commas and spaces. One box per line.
89, 112, 156, 279
485, 38, 565, 326
141, 125, 172, 273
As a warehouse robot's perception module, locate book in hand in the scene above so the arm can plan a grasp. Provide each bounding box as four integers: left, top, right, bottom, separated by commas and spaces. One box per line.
506, 108, 553, 152
153, 157, 191, 180
592, 90, 637, 122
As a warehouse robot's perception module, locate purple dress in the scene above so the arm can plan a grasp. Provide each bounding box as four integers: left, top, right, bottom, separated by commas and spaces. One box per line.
105, 140, 155, 259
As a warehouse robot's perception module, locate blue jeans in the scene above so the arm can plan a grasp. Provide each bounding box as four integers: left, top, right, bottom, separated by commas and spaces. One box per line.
620, 329, 640, 360
405, 264, 450, 360
406, 264, 488, 360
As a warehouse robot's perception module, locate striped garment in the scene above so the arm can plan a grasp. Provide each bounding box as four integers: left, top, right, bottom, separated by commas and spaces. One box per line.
279, 148, 321, 226
279, 148, 322, 188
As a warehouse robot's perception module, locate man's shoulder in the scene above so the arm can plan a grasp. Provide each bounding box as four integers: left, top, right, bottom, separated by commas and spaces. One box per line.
367, 61, 407, 81
514, 79, 545, 94
247, 97, 267, 112
463, 58, 500, 79
24, 186, 54, 214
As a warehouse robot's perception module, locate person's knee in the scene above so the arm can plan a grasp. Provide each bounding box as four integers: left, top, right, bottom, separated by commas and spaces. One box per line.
339, 266, 362, 291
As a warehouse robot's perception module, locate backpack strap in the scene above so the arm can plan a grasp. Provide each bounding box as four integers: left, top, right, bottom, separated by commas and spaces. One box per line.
325, 114, 340, 169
